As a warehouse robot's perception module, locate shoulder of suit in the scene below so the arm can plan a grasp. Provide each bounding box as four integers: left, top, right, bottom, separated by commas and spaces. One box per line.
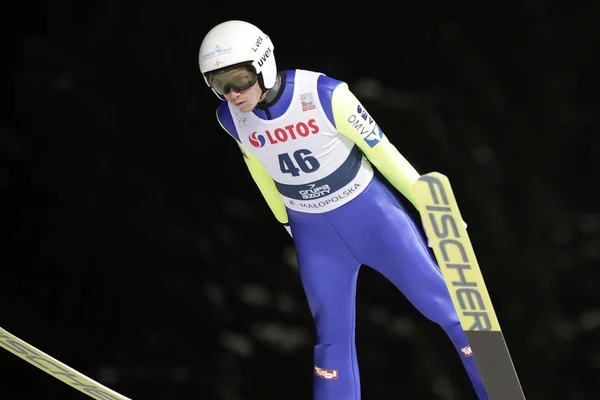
216, 101, 239, 141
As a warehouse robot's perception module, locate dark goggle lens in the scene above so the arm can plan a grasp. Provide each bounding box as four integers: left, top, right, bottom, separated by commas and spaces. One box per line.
209, 66, 258, 95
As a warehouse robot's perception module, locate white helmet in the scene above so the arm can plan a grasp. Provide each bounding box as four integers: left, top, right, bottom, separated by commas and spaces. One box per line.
199, 20, 277, 100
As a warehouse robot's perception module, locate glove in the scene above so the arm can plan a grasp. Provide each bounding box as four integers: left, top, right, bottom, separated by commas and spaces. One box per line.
283, 223, 293, 237
424, 220, 468, 248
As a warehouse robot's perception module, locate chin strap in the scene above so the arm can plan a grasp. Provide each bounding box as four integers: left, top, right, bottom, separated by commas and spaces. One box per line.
256, 72, 283, 109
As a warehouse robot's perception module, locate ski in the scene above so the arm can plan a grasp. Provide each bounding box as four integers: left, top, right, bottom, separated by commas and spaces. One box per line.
0, 326, 131, 400
413, 172, 526, 400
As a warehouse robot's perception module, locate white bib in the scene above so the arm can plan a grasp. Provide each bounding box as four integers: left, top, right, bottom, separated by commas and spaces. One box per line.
232, 70, 374, 213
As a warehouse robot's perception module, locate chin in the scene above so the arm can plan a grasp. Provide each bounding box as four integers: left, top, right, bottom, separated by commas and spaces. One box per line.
237, 103, 254, 113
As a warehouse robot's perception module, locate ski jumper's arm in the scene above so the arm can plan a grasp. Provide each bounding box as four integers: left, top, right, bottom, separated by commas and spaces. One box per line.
216, 107, 289, 225
324, 79, 421, 209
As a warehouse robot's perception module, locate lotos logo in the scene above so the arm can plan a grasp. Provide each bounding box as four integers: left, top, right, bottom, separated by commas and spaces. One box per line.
249, 131, 267, 148
461, 345, 473, 357
248, 119, 319, 148
314, 365, 338, 380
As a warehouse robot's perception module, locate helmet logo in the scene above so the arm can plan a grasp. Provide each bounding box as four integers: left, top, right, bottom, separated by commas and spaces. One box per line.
252, 36, 263, 52
201, 44, 233, 61
257, 47, 272, 67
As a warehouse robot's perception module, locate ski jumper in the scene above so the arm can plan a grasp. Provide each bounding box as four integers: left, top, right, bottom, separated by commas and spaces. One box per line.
216, 69, 488, 400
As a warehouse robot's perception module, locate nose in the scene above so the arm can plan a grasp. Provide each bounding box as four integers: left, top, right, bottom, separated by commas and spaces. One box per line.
227, 89, 241, 98
224, 91, 239, 102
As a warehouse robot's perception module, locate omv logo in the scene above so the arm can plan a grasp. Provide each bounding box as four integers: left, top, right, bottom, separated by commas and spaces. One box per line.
249, 131, 266, 148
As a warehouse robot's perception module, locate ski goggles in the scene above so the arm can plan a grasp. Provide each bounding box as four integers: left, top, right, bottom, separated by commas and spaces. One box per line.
207, 64, 258, 96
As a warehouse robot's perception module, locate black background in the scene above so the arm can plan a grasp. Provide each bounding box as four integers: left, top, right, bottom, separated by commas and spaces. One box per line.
2, 1, 600, 399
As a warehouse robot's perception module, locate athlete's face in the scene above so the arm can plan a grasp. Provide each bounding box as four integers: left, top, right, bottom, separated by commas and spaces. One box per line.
224, 81, 265, 113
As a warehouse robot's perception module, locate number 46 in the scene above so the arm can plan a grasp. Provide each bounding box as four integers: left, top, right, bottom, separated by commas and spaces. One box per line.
278, 149, 320, 177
